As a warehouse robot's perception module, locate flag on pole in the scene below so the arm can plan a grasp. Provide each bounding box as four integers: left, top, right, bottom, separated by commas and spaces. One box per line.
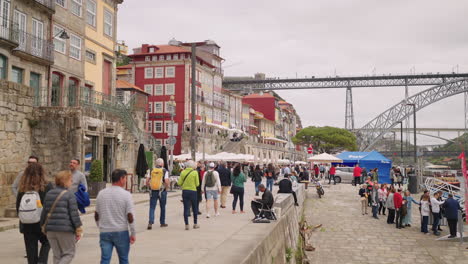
458, 152, 468, 223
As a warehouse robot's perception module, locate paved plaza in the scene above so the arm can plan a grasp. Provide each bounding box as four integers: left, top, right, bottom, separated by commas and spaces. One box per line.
304, 183, 468, 264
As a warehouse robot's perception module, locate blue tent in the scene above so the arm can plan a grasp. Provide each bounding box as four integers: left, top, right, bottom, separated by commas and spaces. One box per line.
335, 151, 392, 184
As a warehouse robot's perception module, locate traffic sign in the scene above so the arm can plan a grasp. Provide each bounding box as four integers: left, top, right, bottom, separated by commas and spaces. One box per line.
307, 147, 313, 154
168, 136, 177, 146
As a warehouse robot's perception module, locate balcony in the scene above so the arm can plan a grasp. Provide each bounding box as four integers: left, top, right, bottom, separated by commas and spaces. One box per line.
0, 17, 19, 49
13, 31, 54, 66
19, 0, 55, 14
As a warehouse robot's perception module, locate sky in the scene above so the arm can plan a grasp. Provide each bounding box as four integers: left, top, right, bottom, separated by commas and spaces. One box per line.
117, 0, 468, 145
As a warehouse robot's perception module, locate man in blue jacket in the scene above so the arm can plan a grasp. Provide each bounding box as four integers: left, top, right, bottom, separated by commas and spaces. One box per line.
443, 193, 461, 238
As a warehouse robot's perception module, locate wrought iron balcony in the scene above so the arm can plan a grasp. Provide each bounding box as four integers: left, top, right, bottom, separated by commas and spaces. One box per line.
18, 0, 55, 14
13, 30, 54, 65
0, 17, 19, 48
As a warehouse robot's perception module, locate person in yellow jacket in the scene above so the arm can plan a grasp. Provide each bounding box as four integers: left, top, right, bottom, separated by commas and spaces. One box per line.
146, 158, 170, 230
177, 160, 200, 230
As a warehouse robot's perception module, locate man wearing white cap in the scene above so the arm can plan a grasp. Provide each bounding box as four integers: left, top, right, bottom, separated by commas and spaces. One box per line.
201, 162, 221, 218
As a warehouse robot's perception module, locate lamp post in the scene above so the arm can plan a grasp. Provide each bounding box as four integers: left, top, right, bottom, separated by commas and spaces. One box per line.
169, 39, 209, 161
406, 103, 417, 163
168, 95, 176, 174
201, 110, 206, 161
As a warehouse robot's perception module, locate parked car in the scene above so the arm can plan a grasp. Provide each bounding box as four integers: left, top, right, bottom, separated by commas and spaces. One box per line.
334, 167, 354, 184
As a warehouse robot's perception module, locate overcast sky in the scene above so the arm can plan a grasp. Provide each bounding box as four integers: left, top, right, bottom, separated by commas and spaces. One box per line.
118, 0, 468, 145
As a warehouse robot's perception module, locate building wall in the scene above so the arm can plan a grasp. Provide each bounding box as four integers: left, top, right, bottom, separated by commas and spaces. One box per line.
242, 96, 276, 121
85, 0, 118, 94
0, 80, 33, 216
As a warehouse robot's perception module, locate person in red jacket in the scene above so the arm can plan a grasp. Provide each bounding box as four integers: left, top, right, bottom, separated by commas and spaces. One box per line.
393, 189, 404, 229
329, 165, 336, 185
353, 164, 362, 186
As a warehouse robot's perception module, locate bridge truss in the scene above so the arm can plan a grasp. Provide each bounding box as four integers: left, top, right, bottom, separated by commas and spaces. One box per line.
223, 73, 468, 130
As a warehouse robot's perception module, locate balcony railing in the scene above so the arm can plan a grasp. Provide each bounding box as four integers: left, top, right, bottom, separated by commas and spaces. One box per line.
0, 16, 19, 47
14, 30, 54, 64
34, 0, 55, 11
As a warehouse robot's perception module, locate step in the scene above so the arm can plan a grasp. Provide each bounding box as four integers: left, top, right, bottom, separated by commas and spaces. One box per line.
4, 208, 17, 218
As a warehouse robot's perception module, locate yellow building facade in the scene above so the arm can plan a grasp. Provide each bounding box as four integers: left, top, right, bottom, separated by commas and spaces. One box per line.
84, 0, 122, 94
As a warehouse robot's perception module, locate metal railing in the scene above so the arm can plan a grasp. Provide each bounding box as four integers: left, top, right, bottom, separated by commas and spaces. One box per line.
14, 30, 54, 63
0, 16, 19, 44
34, 0, 55, 11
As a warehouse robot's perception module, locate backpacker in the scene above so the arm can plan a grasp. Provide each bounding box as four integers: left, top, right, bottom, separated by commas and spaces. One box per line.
19, 191, 42, 224
150, 167, 166, 190
205, 171, 216, 187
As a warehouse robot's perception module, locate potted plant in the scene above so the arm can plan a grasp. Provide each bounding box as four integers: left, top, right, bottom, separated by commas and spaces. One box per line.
88, 160, 106, 198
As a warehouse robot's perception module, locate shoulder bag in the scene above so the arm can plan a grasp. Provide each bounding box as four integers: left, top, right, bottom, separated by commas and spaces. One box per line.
41, 190, 67, 234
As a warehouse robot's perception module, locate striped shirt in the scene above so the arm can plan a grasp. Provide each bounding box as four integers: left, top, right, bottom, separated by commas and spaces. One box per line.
95, 186, 136, 237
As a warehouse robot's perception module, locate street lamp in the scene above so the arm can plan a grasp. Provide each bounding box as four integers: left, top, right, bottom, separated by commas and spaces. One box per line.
169, 38, 209, 161
168, 95, 176, 174
201, 110, 206, 161
406, 103, 417, 163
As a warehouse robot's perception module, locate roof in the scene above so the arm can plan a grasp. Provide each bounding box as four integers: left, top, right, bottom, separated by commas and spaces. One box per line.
116, 80, 147, 94
129, 45, 190, 57
243, 93, 275, 99
117, 64, 132, 69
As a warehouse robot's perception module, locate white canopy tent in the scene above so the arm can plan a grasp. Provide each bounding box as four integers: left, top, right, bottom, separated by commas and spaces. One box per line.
307, 153, 343, 163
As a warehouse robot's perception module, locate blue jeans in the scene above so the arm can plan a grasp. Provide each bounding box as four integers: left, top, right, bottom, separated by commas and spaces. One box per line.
182, 190, 198, 225
149, 190, 167, 225
100, 231, 130, 264
254, 181, 261, 194
266, 178, 274, 192
372, 205, 378, 217
432, 212, 440, 233
421, 215, 429, 233
232, 186, 244, 211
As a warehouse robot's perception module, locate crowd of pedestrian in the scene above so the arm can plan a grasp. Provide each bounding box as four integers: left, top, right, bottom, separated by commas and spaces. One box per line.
357, 176, 462, 238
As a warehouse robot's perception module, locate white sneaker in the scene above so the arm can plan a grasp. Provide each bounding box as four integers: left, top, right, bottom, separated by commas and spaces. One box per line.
215, 212, 220, 217
206, 214, 211, 218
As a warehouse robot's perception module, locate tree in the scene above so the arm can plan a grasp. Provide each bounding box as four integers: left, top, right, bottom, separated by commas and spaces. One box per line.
89, 160, 103, 182
292, 126, 357, 153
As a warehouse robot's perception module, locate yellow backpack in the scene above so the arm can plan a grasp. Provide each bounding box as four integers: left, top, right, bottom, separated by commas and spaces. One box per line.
150, 168, 165, 190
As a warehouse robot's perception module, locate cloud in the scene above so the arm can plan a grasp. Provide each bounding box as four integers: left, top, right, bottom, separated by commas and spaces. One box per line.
118, 0, 468, 144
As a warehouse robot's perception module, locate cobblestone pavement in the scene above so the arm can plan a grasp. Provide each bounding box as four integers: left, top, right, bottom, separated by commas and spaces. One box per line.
304, 183, 468, 264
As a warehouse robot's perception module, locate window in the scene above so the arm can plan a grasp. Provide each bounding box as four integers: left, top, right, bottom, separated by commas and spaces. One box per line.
165, 102, 175, 114
69, 34, 81, 60
154, 121, 163, 133
30, 72, 41, 106
53, 25, 66, 53
148, 102, 152, 113
68, 78, 78, 106
85, 50, 96, 63
144, 67, 153, 79
165, 83, 175, 95
155, 139, 162, 146
154, 102, 163, 113
149, 47, 155, 53
165, 67, 175, 78
104, 9, 113, 37
13, 11, 26, 51
86, 0, 96, 26
154, 84, 163, 95
166, 122, 178, 136
71, 0, 82, 17
11, 67, 23, 84
154, 67, 164, 78
56, 0, 66, 8
152, 56, 157, 61
166, 54, 171, 60
51, 72, 63, 106
144, 84, 153, 95
31, 19, 44, 57
158, 55, 164, 61
147, 121, 152, 132
145, 56, 150, 61
0, 55, 7, 79
173, 54, 179, 60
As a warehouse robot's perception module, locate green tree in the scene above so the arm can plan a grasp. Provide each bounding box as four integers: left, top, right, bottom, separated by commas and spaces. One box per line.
292, 126, 357, 153
89, 160, 103, 182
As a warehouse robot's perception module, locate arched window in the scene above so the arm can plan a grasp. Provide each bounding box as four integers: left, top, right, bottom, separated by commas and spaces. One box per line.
0, 55, 7, 79
68, 78, 79, 106
51, 72, 63, 106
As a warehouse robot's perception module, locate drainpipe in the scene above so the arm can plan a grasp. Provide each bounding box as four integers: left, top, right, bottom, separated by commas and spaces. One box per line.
47, 13, 53, 106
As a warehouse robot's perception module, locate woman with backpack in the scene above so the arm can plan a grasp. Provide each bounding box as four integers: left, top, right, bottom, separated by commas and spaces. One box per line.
230, 164, 247, 214
264, 163, 275, 192
41, 170, 83, 264
16, 163, 53, 264
252, 165, 263, 196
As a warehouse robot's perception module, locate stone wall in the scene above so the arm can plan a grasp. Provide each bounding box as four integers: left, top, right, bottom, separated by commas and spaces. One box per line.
0, 81, 34, 215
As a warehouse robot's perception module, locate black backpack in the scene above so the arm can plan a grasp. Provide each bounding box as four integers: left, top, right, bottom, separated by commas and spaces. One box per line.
205, 171, 216, 187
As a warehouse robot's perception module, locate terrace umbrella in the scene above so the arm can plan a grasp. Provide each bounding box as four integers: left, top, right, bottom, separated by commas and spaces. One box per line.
135, 144, 148, 190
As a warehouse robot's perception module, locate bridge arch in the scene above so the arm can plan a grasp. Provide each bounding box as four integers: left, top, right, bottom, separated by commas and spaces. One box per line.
358, 78, 468, 151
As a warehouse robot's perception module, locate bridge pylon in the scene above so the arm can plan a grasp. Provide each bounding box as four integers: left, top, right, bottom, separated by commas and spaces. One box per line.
345, 87, 355, 130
